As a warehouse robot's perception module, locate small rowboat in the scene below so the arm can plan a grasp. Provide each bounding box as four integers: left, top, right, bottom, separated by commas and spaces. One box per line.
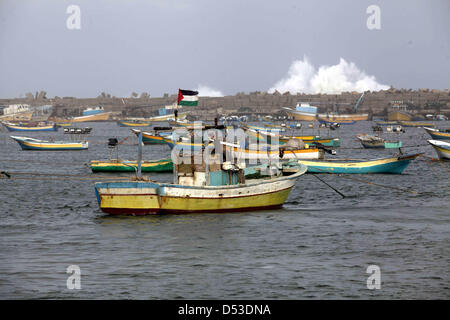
224, 145, 323, 160
318, 118, 355, 125
399, 121, 435, 128
2, 122, 57, 132
299, 154, 421, 174
424, 127, 450, 140
117, 120, 151, 127
131, 129, 173, 144
357, 134, 402, 149
427, 140, 450, 160
55, 122, 72, 127
246, 125, 285, 132
90, 159, 173, 172
10, 136, 88, 151
246, 128, 341, 147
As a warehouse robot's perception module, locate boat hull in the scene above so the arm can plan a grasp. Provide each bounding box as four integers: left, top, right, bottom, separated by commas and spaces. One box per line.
246, 129, 341, 147
318, 113, 368, 121
94, 170, 303, 215
424, 127, 450, 140
0, 111, 34, 121
286, 111, 317, 121
318, 118, 355, 125
117, 121, 151, 127
388, 111, 412, 121
224, 146, 322, 160
90, 159, 173, 172
11, 136, 88, 151
360, 141, 402, 149
71, 112, 112, 123
3, 123, 57, 132
299, 154, 420, 174
400, 121, 435, 127
427, 140, 450, 160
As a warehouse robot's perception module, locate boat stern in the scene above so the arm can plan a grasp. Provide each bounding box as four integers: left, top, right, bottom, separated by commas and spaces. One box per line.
94, 181, 161, 215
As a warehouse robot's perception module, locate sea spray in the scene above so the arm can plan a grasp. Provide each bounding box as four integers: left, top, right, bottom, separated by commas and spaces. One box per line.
269, 56, 389, 94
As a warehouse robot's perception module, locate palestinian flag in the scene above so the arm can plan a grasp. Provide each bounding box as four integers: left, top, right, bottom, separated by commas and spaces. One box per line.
177, 89, 199, 106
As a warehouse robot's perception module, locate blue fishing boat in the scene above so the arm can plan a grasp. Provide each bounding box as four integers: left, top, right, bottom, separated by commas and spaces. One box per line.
2, 122, 57, 132
299, 154, 421, 174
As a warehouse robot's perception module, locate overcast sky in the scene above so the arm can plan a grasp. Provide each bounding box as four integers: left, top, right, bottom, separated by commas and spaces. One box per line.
0, 0, 448, 98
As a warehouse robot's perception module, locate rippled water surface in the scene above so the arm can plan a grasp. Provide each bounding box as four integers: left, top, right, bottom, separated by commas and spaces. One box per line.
0, 121, 448, 299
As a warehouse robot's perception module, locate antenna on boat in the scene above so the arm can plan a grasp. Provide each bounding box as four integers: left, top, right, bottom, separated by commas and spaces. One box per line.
137, 131, 143, 180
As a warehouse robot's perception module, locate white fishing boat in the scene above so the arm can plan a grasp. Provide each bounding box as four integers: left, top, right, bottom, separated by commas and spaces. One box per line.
427, 140, 450, 160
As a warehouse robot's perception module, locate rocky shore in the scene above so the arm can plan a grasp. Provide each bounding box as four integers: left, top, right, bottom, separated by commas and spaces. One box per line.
1, 88, 449, 121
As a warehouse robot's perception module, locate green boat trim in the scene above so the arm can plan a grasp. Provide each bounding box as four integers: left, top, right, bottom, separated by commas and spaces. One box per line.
90, 158, 173, 172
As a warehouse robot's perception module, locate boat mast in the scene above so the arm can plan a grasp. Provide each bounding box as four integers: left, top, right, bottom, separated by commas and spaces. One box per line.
137, 131, 143, 179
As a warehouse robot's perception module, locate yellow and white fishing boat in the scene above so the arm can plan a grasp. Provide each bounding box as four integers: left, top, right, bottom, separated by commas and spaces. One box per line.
427, 140, 450, 160
94, 155, 306, 215
424, 127, 450, 140
10, 136, 88, 151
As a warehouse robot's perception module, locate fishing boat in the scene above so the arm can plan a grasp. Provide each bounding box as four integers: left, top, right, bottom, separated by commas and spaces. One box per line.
94, 147, 307, 215
357, 134, 402, 149
388, 111, 412, 121
375, 121, 399, 125
10, 136, 88, 151
262, 122, 285, 130
427, 140, 450, 160
0, 104, 34, 121
245, 128, 341, 147
399, 121, 435, 128
167, 119, 203, 128
2, 122, 57, 132
318, 117, 355, 125
298, 154, 421, 174
246, 124, 285, 132
423, 127, 450, 140
131, 129, 173, 144
90, 159, 173, 172
283, 103, 318, 121
117, 120, 151, 127
223, 144, 323, 160
71, 112, 113, 123
55, 122, 72, 127
82, 106, 105, 116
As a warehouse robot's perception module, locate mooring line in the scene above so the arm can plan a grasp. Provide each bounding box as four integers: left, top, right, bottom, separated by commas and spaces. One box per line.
0, 170, 133, 181
309, 166, 422, 195
311, 173, 346, 198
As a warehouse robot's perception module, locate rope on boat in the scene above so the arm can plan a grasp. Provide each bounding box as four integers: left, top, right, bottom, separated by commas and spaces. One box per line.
420, 155, 450, 173
0, 170, 133, 181
311, 174, 346, 198
338, 143, 430, 150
